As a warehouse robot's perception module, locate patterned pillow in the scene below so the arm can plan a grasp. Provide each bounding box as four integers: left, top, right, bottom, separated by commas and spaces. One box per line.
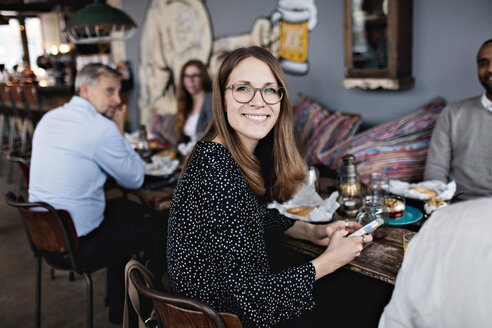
295, 93, 362, 165
150, 113, 178, 146
317, 97, 446, 183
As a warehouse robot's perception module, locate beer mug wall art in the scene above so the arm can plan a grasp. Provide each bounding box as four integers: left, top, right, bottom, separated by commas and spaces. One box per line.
271, 0, 318, 75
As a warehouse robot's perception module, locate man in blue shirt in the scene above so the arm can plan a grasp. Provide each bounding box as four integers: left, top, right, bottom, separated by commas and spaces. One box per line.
29, 63, 164, 324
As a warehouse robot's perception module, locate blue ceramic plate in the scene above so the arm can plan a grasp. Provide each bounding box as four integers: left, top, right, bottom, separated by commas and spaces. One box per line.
386, 205, 423, 226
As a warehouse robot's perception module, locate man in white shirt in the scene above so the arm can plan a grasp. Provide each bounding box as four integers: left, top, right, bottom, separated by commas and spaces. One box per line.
379, 197, 492, 327
29, 63, 164, 324
424, 39, 492, 199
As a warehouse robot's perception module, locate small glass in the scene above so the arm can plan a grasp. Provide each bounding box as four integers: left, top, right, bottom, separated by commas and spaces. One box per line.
356, 195, 389, 225
367, 172, 389, 197
403, 232, 416, 253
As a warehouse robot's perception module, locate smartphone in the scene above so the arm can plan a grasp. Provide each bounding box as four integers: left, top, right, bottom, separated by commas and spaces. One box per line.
348, 218, 384, 237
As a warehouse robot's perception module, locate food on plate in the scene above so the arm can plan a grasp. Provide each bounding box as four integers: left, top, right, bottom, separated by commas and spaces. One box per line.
148, 139, 170, 151
385, 196, 405, 218
424, 197, 448, 215
286, 206, 314, 217
149, 139, 159, 149
155, 149, 177, 159
408, 186, 438, 198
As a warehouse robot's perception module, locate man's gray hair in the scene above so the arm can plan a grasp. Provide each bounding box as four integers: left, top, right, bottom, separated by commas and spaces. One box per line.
74, 63, 121, 95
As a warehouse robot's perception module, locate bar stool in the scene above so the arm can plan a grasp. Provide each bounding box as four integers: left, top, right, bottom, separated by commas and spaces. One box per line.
9, 83, 32, 153
0, 83, 19, 179
19, 83, 45, 130
0, 83, 30, 182
0, 86, 11, 173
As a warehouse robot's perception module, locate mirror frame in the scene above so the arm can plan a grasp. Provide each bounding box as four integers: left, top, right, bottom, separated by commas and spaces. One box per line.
343, 0, 415, 90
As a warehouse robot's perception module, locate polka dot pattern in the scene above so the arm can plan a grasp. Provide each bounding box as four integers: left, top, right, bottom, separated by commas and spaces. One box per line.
167, 141, 316, 327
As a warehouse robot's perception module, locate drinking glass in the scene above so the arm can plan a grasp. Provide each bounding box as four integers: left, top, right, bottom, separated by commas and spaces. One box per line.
356, 195, 389, 225
367, 172, 389, 197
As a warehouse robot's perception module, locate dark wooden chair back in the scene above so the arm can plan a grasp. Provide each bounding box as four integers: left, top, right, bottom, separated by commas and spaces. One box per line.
5, 191, 98, 328
4, 191, 80, 270
129, 268, 242, 328
8, 155, 30, 188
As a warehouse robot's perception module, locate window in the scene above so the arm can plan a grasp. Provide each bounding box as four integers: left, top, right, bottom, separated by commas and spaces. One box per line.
0, 15, 43, 75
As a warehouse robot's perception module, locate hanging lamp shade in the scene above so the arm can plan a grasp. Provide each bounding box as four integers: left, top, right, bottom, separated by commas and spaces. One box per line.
64, 2, 137, 44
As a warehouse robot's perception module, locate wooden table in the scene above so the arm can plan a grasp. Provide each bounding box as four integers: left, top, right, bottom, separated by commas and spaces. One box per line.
119, 172, 419, 285
266, 214, 408, 327
284, 223, 414, 285
134, 176, 418, 284
291, 177, 424, 285
105, 176, 175, 212
134, 185, 174, 211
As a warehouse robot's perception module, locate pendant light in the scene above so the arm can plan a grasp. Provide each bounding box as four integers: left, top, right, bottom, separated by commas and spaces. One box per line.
64, 1, 137, 44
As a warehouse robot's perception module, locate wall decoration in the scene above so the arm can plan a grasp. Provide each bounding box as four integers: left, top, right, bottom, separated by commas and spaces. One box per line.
342, 0, 414, 90
138, 0, 318, 127
271, 0, 318, 75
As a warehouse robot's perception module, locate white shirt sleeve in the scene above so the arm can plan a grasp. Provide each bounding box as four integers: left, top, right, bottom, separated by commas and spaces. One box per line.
94, 122, 144, 189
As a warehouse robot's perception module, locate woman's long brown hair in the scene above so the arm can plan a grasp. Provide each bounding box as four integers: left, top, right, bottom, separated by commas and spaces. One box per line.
175, 60, 212, 140
198, 46, 306, 203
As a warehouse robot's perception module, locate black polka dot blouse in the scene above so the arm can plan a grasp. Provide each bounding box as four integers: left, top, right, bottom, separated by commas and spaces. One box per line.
167, 141, 316, 328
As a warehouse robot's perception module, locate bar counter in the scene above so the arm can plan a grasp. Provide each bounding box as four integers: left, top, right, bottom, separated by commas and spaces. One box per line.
38, 84, 74, 109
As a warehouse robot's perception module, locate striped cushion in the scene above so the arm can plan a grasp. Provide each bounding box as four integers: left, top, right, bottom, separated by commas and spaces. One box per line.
295, 93, 362, 165
317, 97, 446, 183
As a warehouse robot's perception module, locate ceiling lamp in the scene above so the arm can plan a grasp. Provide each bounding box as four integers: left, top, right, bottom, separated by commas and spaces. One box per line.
64, 1, 137, 44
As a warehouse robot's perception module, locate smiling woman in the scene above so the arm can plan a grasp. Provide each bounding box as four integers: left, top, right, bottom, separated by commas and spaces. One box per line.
167, 46, 368, 328
202, 46, 305, 200
221, 56, 282, 153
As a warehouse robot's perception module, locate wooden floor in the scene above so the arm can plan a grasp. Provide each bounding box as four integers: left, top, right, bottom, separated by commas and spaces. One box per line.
0, 158, 120, 327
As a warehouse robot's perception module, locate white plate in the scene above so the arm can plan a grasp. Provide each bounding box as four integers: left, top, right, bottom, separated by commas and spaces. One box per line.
143, 155, 179, 176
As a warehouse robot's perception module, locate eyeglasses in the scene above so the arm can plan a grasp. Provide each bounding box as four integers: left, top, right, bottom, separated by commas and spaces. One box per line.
183, 74, 202, 80
225, 84, 284, 105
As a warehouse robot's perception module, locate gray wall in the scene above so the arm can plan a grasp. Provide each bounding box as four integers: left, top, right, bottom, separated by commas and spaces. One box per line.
122, 0, 150, 130
123, 0, 492, 129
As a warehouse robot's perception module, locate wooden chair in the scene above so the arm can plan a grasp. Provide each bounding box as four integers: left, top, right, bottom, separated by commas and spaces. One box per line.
4, 192, 102, 328
7, 154, 30, 190
6, 156, 64, 281
128, 266, 242, 328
